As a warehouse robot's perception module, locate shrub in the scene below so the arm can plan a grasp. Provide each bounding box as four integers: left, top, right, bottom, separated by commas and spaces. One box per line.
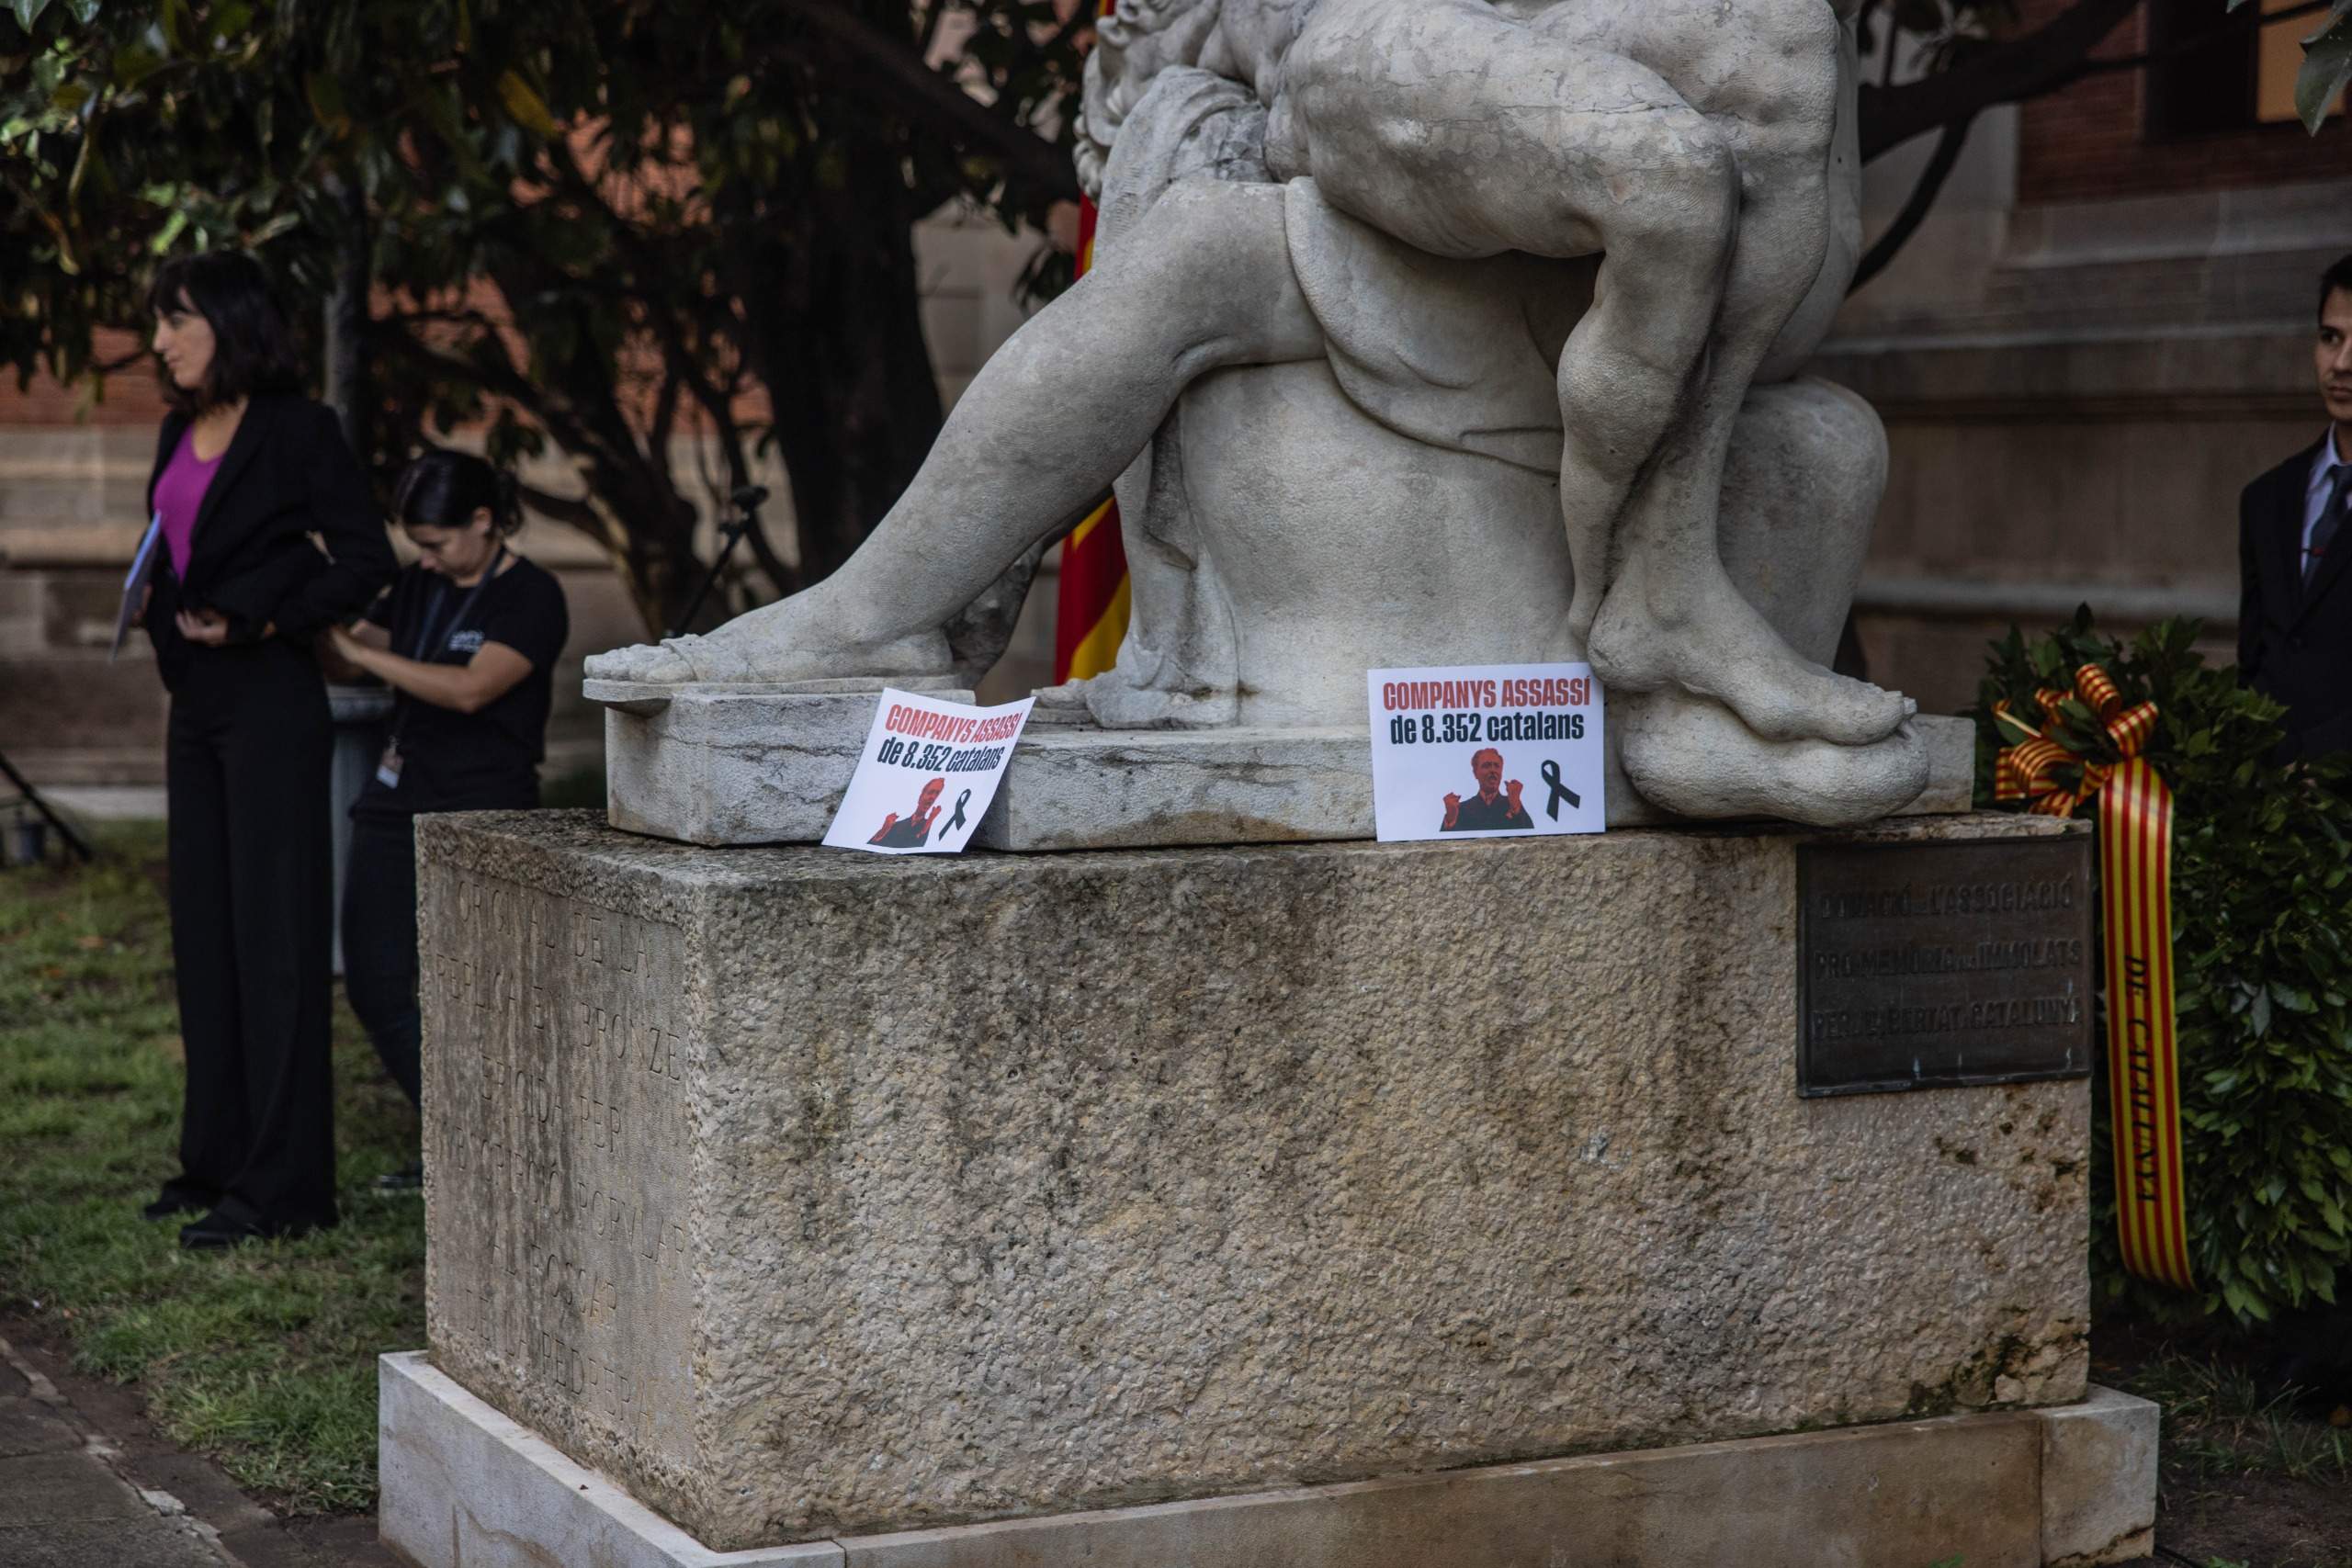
1969, 612, 2352, 1324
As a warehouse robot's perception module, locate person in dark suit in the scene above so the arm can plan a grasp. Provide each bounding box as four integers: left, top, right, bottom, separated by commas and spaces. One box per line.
2239, 254, 2352, 761
139, 252, 397, 1248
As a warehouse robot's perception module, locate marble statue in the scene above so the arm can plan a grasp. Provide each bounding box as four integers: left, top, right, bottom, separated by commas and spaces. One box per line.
586, 0, 1931, 826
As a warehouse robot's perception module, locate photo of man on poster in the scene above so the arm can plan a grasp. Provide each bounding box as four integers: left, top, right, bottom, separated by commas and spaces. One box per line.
1442, 748, 1532, 832
870, 777, 947, 849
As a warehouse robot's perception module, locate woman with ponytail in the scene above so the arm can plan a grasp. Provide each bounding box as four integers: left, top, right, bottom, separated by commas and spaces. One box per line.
321, 450, 569, 1180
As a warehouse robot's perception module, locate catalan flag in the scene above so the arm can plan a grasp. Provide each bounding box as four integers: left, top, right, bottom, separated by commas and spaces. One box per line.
1053, 8, 1131, 684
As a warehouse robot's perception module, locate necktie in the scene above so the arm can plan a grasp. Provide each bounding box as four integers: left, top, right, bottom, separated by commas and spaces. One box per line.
2311, 463, 2349, 587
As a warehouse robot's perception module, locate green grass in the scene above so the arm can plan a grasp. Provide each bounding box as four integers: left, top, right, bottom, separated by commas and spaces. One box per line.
2115, 1348, 2352, 1486
0, 823, 424, 1514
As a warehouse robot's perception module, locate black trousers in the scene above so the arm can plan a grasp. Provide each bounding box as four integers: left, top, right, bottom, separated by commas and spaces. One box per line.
341, 811, 422, 1109
162, 641, 338, 1234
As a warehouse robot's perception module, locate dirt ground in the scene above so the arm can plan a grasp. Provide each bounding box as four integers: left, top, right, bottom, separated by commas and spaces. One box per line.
2098, 1319, 2352, 1568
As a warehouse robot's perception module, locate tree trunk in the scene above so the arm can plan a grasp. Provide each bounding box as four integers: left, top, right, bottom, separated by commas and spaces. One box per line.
322, 177, 370, 462
746, 145, 946, 595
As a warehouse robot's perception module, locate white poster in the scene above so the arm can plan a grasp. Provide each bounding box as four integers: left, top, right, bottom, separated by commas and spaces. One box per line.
1365, 663, 1605, 843
822, 689, 1035, 855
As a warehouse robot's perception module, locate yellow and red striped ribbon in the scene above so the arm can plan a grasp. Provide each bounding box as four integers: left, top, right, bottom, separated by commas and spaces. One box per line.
1995, 665, 2192, 1289
1053, 1, 1132, 684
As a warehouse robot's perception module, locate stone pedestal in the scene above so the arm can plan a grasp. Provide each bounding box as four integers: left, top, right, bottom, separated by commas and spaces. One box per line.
403, 808, 2119, 1559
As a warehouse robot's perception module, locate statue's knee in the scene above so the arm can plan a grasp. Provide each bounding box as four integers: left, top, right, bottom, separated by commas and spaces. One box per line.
1610, 113, 1737, 272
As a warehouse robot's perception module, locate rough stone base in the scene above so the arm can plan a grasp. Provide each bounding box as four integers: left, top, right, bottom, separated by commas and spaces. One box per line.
417, 810, 2094, 1550
380, 1353, 2155, 1568
593, 679, 1977, 847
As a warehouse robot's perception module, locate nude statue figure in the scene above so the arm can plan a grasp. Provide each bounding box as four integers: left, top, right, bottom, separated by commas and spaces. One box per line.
587, 0, 1920, 815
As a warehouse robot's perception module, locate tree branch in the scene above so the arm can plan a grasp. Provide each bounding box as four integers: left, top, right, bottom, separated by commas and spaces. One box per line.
2075, 0, 2330, 77
1860, 0, 2142, 161
765, 0, 1080, 204
374, 321, 548, 417
1849, 112, 1977, 294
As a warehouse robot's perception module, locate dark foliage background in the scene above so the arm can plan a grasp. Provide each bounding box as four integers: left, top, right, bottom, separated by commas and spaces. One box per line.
3, 0, 2344, 629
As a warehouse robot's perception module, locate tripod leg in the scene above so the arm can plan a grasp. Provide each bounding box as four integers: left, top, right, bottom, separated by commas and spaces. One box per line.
0, 747, 95, 863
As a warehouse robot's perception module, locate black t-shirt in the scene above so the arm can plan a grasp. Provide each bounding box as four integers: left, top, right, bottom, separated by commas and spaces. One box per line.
354, 555, 569, 818
1445, 792, 1532, 831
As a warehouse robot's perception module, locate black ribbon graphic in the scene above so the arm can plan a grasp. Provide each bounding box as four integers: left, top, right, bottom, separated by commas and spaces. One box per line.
1540, 759, 1580, 821
943, 789, 972, 838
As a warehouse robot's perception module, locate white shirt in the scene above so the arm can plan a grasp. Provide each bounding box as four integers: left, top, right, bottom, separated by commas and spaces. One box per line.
2308, 428, 2351, 575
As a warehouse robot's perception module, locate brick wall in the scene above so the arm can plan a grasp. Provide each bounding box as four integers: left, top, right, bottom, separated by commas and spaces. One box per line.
7, 330, 170, 427
2016, 1, 2352, 205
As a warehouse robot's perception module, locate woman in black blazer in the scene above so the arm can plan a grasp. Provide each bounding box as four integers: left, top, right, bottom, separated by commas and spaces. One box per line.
140, 252, 397, 1248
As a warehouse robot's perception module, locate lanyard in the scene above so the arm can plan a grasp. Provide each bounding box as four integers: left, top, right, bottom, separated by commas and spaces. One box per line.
390, 546, 505, 744
409, 545, 505, 662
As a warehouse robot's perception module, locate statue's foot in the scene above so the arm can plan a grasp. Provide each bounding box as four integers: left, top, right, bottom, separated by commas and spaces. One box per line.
582, 639, 698, 684
582, 624, 952, 687
1588, 564, 1912, 746
1618, 688, 1929, 827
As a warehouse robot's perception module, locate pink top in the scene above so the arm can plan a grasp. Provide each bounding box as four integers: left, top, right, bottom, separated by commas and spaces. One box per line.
154, 426, 224, 579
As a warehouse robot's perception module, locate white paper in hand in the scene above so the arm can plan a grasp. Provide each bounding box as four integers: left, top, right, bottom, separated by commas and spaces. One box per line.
1366, 663, 1606, 842
822, 688, 1035, 854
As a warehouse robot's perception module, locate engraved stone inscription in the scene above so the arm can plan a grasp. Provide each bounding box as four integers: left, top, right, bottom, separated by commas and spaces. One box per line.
1797, 835, 2097, 1096
419, 858, 694, 1473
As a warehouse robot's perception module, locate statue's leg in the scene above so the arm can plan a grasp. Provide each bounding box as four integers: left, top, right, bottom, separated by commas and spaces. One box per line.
1283, 9, 1729, 682
1618, 379, 1928, 828
585, 182, 1320, 685
1281, 0, 1906, 746
1558, 0, 1911, 746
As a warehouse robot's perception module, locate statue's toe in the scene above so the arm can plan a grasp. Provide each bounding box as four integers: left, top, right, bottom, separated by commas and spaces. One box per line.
583, 640, 698, 684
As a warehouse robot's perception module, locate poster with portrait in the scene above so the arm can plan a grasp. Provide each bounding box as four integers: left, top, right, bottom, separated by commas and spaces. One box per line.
1365, 663, 1605, 843
822, 689, 1035, 855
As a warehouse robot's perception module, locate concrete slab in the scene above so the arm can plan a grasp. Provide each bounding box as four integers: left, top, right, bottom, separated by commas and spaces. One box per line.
973, 713, 1976, 851
593, 677, 1978, 851
0, 1451, 154, 1524
595, 680, 974, 846
2041, 1386, 2160, 1566
0, 1395, 82, 1459
379, 1353, 843, 1568
0, 1517, 227, 1568
381, 1352, 2155, 1568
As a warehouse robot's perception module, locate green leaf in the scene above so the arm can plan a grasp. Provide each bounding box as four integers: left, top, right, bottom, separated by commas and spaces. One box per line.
495, 70, 560, 138
2297, 14, 2352, 134
147, 207, 187, 254
10, 0, 52, 30
304, 71, 350, 139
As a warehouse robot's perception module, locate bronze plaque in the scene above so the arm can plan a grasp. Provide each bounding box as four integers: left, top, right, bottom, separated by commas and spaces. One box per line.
1797, 835, 2096, 1097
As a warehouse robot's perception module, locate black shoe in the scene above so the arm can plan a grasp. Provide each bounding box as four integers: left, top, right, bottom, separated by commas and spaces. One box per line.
373, 1160, 425, 1193
141, 1192, 213, 1223
178, 1203, 313, 1252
